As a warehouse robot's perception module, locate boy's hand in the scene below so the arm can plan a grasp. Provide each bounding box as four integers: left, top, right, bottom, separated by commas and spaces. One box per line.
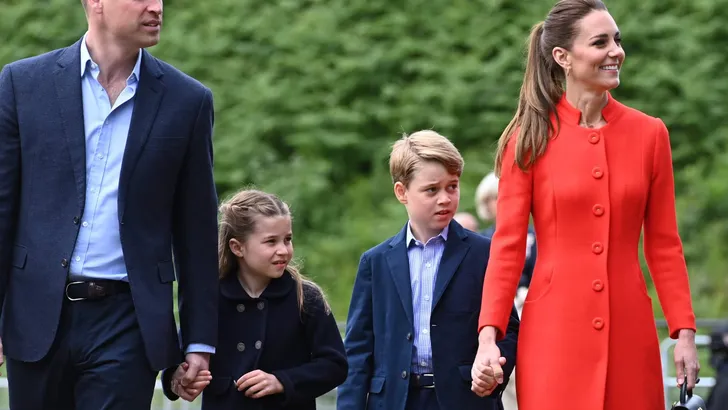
236, 369, 284, 398
171, 362, 212, 402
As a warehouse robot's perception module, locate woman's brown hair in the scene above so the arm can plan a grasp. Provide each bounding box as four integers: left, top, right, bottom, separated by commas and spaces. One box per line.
494, 0, 608, 175
218, 189, 329, 315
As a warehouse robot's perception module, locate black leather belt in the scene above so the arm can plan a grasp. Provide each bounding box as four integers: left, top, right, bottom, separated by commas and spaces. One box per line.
409, 373, 435, 389
65, 280, 130, 301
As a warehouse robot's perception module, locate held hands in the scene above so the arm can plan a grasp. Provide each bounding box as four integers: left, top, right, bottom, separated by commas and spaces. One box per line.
471, 332, 506, 397
236, 369, 284, 399
0, 336, 4, 375
674, 329, 700, 390
182, 352, 211, 387
171, 362, 212, 402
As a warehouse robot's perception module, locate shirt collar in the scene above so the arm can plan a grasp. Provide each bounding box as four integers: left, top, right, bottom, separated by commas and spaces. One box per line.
80, 33, 142, 84
406, 221, 449, 247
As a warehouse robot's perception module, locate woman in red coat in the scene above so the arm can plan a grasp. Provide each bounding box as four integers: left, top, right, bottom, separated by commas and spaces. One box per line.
470, 0, 700, 409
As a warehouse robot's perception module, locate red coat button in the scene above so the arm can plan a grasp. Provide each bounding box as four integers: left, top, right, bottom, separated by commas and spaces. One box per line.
592, 167, 603, 179
592, 280, 604, 292
592, 317, 604, 330
589, 133, 600, 144
592, 204, 604, 216
592, 242, 603, 254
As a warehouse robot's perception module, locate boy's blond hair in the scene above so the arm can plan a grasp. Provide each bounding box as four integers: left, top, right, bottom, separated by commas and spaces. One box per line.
389, 130, 464, 187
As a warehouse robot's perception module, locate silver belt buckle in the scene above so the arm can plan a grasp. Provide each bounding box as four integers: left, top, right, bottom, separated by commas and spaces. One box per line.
421, 373, 435, 389
65, 281, 87, 301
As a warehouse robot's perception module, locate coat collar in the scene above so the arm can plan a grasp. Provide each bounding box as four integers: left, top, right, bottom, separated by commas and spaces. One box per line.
555, 91, 624, 127
385, 220, 471, 325
220, 270, 296, 302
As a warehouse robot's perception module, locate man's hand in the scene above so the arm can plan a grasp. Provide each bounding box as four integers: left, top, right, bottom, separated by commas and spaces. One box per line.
171, 362, 212, 401
181, 352, 211, 388
236, 369, 284, 399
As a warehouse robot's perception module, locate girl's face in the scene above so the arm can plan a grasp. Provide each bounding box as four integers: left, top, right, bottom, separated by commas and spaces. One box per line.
230, 215, 293, 281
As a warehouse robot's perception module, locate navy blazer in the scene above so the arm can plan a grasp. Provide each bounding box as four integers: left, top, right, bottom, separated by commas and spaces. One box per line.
162, 272, 348, 410
0, 39, 219, 370
337, 220, 519, 410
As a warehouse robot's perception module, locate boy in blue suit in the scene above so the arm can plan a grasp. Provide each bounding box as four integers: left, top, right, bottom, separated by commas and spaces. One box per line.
337, 131, 520, 410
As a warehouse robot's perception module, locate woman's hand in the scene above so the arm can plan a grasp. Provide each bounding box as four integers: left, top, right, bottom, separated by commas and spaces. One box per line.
674, 329, 700, 389
471, 327, 506, 397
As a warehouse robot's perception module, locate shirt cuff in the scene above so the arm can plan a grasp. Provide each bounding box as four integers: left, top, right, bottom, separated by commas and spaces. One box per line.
185, 343, 216, 355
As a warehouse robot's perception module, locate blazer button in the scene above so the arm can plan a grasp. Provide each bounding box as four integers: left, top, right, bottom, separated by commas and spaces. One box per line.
237, 342, 245, 352
406, 332, 412, 341
589, 133, 600, 144
592, 204, 604, 216
592, 280, 604, 292
592, 167, 603, 179
73, 216, 80, 225
255, 340, 262, 350
591, 242, 603, 254
401, 371, 408, 379
61, 258, 69, 268
236, 304, 245, 313
592, 317, 605, 330
257, 301, 265, 310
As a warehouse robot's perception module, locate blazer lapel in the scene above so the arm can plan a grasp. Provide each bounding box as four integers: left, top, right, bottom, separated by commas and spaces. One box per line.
53, 40, 86, 211
432, 221, 470, 310
385, 226, 414, 326
118, 50, 164, 222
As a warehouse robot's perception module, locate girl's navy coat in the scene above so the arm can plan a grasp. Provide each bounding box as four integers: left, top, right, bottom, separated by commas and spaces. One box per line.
163, 271, 348, 410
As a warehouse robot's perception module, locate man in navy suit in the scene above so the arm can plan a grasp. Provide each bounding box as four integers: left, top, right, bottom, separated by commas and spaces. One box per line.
337, 130, 519, 410
0, 0, 219, 408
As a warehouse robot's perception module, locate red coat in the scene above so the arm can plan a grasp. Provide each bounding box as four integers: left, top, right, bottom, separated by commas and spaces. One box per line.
479, 93, 696, 410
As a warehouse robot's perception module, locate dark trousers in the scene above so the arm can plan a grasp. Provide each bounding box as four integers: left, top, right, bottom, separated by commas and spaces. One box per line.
405, 387, 440, 410
6, 292, 157, 410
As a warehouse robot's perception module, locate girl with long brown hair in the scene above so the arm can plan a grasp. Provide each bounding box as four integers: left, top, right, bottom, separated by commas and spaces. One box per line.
163, 189, 347, 410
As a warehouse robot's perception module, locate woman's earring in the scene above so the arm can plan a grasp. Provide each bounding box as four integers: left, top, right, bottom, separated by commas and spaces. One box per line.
565, 66, 571, 77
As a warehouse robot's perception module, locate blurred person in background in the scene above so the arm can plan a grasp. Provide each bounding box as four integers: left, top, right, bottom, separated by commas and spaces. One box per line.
454, 212, 480, 232
471, 0, 700, 408
0, 0, 219, 408
707, 321, 728, 408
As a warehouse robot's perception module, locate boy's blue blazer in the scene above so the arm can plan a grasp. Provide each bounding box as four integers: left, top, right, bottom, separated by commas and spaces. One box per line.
337, 220, 519, 410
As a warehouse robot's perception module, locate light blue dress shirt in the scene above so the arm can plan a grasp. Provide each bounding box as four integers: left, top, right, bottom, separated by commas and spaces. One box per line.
70, 35, 213, 355
406, 223, 448, 374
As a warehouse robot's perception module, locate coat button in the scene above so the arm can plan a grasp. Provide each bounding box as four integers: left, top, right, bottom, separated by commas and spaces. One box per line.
61, 258, 69, 268
255, 340, 262, 350
589, 133, 600, 144
401, 371, 408, 379
592, 242, 603, 254
406, 332, 412, 341
73, 216, 80, 225
237, 342, 245, 352
592, 317, 604, 330
236, 304, 245, 313
592, 204, 604, 216
257, 301, 265, 310
592, 280, 604, 292
592, 167, 603, 179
